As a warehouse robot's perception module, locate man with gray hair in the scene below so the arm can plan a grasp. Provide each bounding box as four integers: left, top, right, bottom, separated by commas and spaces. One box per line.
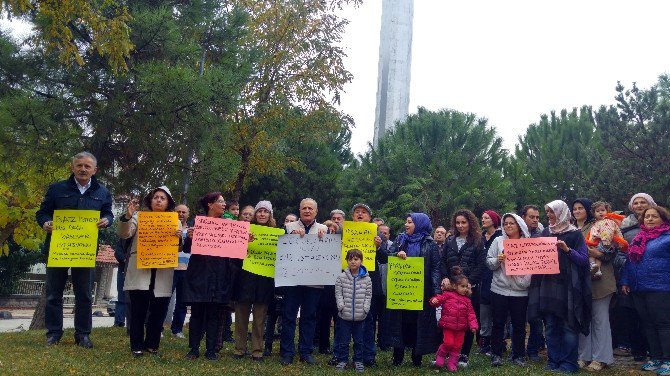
330, 209, 345, 228
36, 152, 114, 348
280, 198, 327, 365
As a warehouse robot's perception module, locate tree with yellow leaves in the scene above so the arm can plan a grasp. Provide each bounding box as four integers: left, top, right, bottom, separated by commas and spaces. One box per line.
1, 0, 133, 71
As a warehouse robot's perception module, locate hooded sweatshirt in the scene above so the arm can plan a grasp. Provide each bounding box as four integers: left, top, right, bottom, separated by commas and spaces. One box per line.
335, 265, 372, 321
486, 213, 532, 297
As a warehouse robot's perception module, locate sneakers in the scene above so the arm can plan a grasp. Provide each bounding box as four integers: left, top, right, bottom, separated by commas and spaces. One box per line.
354, 362, 364, 373
335, 361, 347, 371
457, 354, 469, 368
172, 332, 185, 339
642, 360, 663, 371
491, 355, 503, 367
578, 360, 589, 369
657, 362, 670, 375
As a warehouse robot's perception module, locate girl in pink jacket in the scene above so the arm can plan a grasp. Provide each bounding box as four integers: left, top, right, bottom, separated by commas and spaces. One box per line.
430, 266, 479, 372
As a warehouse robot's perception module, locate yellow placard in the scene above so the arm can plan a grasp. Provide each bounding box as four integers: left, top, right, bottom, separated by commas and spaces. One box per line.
386, 256, 424, 310
48, 210, 100, 267
137, 211, 179, 268
342, 221, 377, 271
242, 224, 285, 278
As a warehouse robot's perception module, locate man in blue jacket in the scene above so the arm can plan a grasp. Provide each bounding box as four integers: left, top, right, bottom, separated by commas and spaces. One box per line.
36, 152, 114, 348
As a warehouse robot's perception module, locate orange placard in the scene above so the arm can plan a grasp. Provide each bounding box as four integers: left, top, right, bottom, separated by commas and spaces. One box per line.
191, 216, 249, 259
137, 211, 179, 268
503, 237, 559, 275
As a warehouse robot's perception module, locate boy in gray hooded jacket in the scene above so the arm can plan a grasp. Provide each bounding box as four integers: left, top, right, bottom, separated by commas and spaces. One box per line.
334, 249, 372, 372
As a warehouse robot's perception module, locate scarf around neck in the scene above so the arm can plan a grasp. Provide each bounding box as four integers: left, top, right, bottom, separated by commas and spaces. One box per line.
396, 212, 432, 257
628, 223, 670, 263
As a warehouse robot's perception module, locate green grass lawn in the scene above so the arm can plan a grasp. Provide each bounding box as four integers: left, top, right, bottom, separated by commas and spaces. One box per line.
0, 327, 644, 375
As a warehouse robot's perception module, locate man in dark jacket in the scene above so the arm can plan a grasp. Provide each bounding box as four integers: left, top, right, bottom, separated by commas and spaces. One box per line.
520, 204, 546, 360
351, 203, 388, 367
36, 152, 114, 348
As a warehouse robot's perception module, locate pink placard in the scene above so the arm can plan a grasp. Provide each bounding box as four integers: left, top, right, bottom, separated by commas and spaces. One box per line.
503, 237, 559, 275
191, 216, 250, 259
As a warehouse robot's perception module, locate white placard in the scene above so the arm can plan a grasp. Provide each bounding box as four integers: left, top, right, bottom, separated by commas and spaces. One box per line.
274, 234, 342, 287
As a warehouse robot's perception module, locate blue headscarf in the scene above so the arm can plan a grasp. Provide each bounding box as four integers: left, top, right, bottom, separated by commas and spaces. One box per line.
396, 212, 433, 257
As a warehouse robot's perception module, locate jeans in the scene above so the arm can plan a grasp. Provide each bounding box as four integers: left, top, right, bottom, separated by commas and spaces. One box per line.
544, 313, 579, 372
527, 318, 545, 357
362, 297, 378, 363
334, 319, 364, 363
315, 285, 337, 352
127, 290, 170, 351
114, 268, 127, 326
280, 286, 322, 358
632, 292, 670, 361
170, 270, 187, 334
45, 267, 94, 338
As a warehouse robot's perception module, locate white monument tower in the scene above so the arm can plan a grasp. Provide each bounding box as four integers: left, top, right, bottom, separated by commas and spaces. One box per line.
373, 0, 414, 148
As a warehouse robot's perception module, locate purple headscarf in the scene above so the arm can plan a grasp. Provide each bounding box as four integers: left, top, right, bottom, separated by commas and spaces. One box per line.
395, 212, 433, 257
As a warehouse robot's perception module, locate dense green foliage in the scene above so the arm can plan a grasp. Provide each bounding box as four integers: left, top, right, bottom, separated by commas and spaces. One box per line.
338, 107, 513, 231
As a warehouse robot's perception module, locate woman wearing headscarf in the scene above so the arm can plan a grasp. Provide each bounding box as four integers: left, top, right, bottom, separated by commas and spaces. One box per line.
479, 210, 502, 356
231, 201, 277, 361
487, 213, 532, 367
182, 192, 236, 361
572, 199, 615, 371
527, 200, 591, 373
441, 209, 485, 367
387, 213, 441, 367
612, 193, 656, 359
621, 206, 670, 375
118, 186, 182, 357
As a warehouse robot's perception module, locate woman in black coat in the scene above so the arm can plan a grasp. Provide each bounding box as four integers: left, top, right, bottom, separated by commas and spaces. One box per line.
183, 192, 235, 361
441, 209, 485, 367
387, 213, 441, 367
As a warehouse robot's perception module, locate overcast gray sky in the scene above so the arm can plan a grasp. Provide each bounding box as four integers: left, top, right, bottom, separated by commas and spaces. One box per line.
337, 0, 670, 155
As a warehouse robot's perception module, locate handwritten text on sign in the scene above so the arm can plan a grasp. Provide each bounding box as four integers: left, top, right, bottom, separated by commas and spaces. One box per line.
503, 237, 559, 275
274, 234, 342, 287
137, 211, 179, 268
386, 256, 424, 310
191, 216, 250, 259
48, 210, 100, 267
342, 221, 377, 271
242, 224, 286, 278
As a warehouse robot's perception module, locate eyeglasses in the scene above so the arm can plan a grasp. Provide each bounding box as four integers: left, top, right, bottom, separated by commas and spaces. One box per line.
215, 199, 226, 204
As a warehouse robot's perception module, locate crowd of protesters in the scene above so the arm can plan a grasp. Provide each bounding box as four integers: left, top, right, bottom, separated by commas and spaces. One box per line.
36, 152, 670, 374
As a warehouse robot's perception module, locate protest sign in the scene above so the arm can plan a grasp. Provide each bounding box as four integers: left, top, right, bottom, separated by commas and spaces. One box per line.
137, 211, 179, 268
341, 221, 377, 271
191, 216, 250, 259
48, 210, 100, 267
386, 256, 424, 310
242, 224, 286, 278
503, 237, 559, 275
274, 234, 342, 287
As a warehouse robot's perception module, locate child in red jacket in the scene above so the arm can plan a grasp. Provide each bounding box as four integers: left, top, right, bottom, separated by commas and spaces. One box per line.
430, 266, 479, 372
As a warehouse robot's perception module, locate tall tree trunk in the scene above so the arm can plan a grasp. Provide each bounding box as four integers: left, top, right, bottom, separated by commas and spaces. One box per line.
29, 284, 46, 330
